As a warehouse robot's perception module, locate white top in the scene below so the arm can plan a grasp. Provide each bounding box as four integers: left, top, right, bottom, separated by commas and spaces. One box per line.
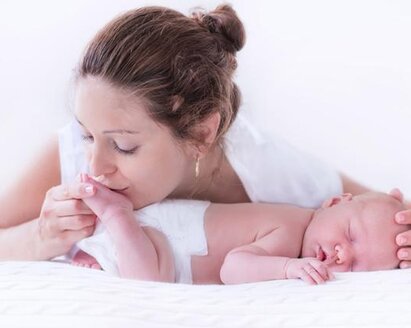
58, 114, 342, 208
223, 115, 342, 207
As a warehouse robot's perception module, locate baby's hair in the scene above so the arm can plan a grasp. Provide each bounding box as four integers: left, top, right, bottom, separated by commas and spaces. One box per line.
76, 4, 245, 146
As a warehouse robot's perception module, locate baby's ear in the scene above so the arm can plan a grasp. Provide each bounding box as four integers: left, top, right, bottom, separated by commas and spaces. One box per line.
321, 193, 353, 208
389, 188, 404, 202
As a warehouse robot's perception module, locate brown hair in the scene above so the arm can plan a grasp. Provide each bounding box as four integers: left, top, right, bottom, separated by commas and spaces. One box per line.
76, 4, 245, 144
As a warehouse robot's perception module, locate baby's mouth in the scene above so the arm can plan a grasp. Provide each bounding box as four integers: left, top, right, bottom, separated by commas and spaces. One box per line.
317, 246, 338, 265
316, 246, 327, 261
316, 246, 337, 264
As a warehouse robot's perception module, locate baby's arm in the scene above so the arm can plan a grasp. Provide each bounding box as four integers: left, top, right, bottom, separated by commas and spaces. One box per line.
80, 174, 174, 282
103, 210, 175, 282
220, 228, 332, 285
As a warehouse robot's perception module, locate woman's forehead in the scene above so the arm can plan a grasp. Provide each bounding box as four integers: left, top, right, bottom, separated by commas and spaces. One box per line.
75, 77, 157, 130
76, 77, 144, 110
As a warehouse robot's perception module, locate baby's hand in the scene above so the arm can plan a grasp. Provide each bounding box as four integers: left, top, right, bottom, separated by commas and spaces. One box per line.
285, 258, 334, 285
80, 174, 134, 224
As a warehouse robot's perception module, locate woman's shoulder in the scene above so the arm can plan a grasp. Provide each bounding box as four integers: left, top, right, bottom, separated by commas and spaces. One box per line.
223, 114, 342, 207
225, 113, 266, 146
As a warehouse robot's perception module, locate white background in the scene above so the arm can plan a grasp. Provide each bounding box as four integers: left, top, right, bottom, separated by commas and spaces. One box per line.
0, 0, 410, 196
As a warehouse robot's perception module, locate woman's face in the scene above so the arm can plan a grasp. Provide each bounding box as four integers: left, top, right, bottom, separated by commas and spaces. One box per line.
74, 76, 193, 209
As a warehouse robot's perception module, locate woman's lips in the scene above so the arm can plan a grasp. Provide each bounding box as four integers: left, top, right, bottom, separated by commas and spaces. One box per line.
89, 176, 128, 192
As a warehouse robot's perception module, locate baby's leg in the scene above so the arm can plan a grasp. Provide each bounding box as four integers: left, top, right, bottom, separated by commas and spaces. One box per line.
71, 250, 102, 270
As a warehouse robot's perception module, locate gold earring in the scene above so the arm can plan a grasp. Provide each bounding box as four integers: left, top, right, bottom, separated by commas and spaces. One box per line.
195, 156, 200, 178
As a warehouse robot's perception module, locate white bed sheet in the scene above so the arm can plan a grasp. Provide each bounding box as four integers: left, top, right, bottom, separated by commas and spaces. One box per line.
0, 261, 410, 328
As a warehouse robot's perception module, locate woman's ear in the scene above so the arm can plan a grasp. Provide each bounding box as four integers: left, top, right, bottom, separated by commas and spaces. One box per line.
321, 193, 353, 208
191, 112, 221, 156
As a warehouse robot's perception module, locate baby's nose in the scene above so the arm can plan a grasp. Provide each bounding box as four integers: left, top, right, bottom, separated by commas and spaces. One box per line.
323, 252, 338, 265
335, 244, 350, 265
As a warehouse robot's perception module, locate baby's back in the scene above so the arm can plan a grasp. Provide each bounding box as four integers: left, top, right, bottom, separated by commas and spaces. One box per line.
191, 203, 311, 284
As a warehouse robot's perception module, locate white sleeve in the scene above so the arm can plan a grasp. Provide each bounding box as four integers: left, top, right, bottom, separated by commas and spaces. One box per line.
224, 115, 342, 208
58, 119, 88, 185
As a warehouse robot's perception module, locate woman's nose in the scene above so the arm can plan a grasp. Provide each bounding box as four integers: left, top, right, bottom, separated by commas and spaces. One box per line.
86, 146, 116, 177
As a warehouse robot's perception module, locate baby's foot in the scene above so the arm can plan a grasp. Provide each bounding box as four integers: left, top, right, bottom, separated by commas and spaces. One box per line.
71, 250, 102, 270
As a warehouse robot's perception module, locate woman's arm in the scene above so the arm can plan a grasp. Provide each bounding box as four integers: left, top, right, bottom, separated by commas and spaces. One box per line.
0, 136, 60, 228
0, 136, 96, 260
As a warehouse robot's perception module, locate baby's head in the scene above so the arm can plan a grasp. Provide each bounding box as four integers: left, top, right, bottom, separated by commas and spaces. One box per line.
302, 190, 408, 272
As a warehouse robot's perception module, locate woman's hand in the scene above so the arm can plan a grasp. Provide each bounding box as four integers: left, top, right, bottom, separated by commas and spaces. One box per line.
36, 176, 97, 259
396, 208, 411, 268
79, 173, 134, 226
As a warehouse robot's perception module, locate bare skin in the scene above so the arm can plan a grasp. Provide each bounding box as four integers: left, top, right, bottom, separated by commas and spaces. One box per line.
1, 77, 411, 268
0, 137, 96, 260
75, 175, 407, 285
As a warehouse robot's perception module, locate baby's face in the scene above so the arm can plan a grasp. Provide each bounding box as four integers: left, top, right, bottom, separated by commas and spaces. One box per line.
302, 192, 407, 272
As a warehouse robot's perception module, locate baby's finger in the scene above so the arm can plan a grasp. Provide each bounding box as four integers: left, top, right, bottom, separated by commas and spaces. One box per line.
299, 270, 316, 285
304, 265, 325, 284
52, 183, 95, 201
311, 261, 333, 280
395, 210, 411, 225
58, 215, 97, 231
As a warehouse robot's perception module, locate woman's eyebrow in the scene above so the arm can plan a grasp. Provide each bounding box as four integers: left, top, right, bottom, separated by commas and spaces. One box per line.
102, 129, 140, 135
75, 116, 139, 135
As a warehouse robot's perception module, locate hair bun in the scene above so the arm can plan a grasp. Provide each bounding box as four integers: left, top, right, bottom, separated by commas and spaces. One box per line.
192, 4, 246, 54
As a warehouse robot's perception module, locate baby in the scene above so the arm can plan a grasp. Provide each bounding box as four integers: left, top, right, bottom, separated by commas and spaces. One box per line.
73, 174, 408, 284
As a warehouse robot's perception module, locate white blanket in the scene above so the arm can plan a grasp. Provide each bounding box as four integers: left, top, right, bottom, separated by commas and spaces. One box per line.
0, 261, 410, 328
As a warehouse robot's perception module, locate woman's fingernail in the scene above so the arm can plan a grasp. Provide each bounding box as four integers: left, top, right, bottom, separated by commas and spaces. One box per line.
84, 184, 94, 194
398, 236, 407, 246
396, 214, 405, 223
401, 262, 410, 269
400, 250, 409, 259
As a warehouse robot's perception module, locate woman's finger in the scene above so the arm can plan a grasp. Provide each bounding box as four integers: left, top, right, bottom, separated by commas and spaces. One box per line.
395, 209, 411, 225
62, 225, 95, 245
54, 199, 95, 217
57, 215, 97, 231
396, 230, 411, 247
51, 183, 95, 201
397, 247, 411, 261
399, 260, 411, 269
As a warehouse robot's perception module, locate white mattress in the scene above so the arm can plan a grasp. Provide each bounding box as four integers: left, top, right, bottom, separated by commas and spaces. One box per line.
0, 261, 410, 328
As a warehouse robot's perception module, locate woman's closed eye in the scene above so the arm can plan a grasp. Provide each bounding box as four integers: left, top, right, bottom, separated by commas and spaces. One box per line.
80, 134, 138, 155
112, 141, 139, 155
80, 134, 93, 142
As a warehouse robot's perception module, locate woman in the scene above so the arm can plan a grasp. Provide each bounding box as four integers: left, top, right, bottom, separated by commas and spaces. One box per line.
1, 4, 410, 267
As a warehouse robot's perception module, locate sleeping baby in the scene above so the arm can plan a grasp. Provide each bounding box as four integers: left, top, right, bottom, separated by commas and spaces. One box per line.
72, 173, 408, 285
